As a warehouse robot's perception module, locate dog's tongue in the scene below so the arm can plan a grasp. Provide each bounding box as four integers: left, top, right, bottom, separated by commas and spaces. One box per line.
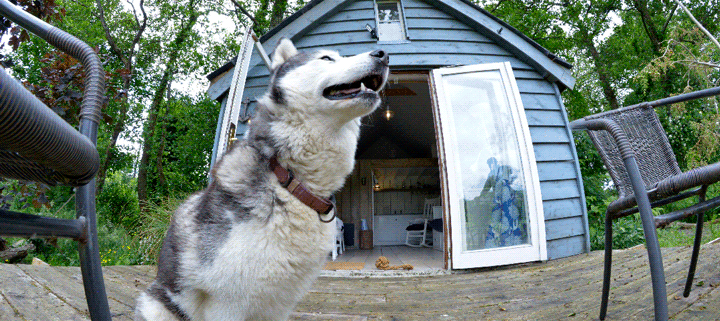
339, 87, 361, 95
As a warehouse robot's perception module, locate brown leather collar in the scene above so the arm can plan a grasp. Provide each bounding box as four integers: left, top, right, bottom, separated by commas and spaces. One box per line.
269, 156, 335, 222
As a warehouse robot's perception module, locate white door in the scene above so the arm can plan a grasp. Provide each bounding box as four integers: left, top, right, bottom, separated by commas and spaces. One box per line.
430, 62, 546, 269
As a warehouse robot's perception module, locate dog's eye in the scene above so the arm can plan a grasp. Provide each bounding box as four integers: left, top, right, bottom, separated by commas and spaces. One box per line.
320, 56, 334, 62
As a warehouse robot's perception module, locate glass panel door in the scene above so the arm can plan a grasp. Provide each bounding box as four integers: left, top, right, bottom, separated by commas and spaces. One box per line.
430, 62, 546, 269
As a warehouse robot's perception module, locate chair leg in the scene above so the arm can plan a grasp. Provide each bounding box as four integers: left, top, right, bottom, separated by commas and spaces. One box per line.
600, 216, 613, 321
684, 210, 705, 297
637, 201, 668, 321
623, 158, 667, 320
75, 180, 112, 320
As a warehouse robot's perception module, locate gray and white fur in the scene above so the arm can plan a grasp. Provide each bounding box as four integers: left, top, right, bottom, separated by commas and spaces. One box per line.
135, 39, 389, 321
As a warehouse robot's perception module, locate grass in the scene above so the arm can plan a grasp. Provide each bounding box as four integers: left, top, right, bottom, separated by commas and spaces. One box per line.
657, 221, 720, 247
133, 196, 183, 265
589, 211, 720, 251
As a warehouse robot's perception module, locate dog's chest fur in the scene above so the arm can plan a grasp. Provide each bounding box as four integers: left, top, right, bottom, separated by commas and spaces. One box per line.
190, 182, 336, 311
164, 120, 357, 320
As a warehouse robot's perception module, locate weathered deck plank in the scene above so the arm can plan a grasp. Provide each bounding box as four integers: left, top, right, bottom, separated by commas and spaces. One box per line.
0, 264, 89, 320
16, 265, 98, 315
0, 243, 718, 320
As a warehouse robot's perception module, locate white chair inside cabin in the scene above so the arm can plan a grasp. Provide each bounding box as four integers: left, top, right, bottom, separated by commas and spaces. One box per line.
405, 197, 440, 247
331, 217, 345, 261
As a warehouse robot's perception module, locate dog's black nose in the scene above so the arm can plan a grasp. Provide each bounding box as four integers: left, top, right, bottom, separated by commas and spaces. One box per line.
370, 50, 386, 58
370, 49, 389, 65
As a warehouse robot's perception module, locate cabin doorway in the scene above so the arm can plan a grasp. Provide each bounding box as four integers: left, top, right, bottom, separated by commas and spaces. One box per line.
333, 64, 547, 272
332, 71, 446, 271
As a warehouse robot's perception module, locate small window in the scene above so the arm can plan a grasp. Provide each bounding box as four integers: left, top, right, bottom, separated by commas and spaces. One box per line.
375, 0, 407, 42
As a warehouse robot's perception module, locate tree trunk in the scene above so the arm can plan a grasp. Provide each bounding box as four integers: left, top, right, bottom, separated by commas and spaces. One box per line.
631, 0, 663, 53
94, 0, 147, 194
96, 99, 130, 194
269, 0, 288, 28
155, 128, 168, 192
137, 75, 171, 208
579, 27, 621, 110
154, 98, 171, 194
137, 4, 200, 209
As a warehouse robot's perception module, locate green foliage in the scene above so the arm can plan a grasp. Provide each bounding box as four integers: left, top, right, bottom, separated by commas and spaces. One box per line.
589, 215, 646, 251
7, 205, 141, 266
97, 225, 143, 266
0, 0, 241, 266
3, 174, 189, 266
134, 195, 186, 265
97, 171, 141, 231
144, 96, 219, 200
0, 180, 51, 210
483, 0, 720, 250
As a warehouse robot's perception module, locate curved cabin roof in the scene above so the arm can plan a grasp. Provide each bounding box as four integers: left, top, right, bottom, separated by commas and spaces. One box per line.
207, 0, 574, 100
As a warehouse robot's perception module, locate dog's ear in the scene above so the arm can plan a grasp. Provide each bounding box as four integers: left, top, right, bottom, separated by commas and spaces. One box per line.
271, 38, 297, 70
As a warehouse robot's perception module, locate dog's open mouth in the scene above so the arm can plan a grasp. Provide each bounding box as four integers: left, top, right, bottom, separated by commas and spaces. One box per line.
323, 74, 384, 100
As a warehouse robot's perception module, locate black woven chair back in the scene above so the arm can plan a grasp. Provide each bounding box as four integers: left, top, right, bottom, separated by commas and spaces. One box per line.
585, 104, 682, 198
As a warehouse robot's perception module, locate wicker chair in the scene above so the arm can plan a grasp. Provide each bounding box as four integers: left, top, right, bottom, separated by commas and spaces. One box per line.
570, 86, 720, 321
0, 1, 110, 319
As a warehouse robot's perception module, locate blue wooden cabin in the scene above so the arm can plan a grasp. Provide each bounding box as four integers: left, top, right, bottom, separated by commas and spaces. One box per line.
206, 0, 588, 269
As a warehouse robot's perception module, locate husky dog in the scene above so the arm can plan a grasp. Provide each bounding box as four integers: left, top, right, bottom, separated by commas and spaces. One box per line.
135, 39, 389, 321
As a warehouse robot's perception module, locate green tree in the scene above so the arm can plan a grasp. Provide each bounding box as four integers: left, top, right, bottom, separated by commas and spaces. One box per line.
92, 0, 148, 193
136, 0, 203, 208
480, 0, 720, 249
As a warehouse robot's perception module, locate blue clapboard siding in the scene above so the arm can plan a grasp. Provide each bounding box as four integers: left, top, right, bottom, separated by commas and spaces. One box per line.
533, 144, 574, 162
212, 0, 588, 261
543, 198, 584, 220
546, 235, 587, 260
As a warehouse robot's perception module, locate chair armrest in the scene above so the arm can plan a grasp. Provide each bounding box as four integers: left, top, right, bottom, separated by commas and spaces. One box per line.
625, 86, 720, 110
0, 70, 99, 185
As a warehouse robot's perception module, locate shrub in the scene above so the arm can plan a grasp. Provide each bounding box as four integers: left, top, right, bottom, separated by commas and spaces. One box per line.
134, 194, 187, 265
97, 171, 141, 231
11, 205, 141, 266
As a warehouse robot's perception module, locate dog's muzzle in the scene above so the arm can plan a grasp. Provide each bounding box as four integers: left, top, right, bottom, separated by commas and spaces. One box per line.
323, 50, 389, 101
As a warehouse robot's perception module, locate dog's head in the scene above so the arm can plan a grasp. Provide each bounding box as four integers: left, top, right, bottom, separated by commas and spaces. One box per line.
267, 39, 389, 124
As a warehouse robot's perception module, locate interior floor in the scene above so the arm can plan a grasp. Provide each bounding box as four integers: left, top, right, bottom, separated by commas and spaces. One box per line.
330, 245, 444, 272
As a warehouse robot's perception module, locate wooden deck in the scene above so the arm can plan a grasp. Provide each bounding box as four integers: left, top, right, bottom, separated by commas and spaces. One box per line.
1, 243, 720, 320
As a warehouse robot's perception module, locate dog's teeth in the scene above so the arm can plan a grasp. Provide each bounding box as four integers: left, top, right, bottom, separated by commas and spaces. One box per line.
361, 82, 367, 91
